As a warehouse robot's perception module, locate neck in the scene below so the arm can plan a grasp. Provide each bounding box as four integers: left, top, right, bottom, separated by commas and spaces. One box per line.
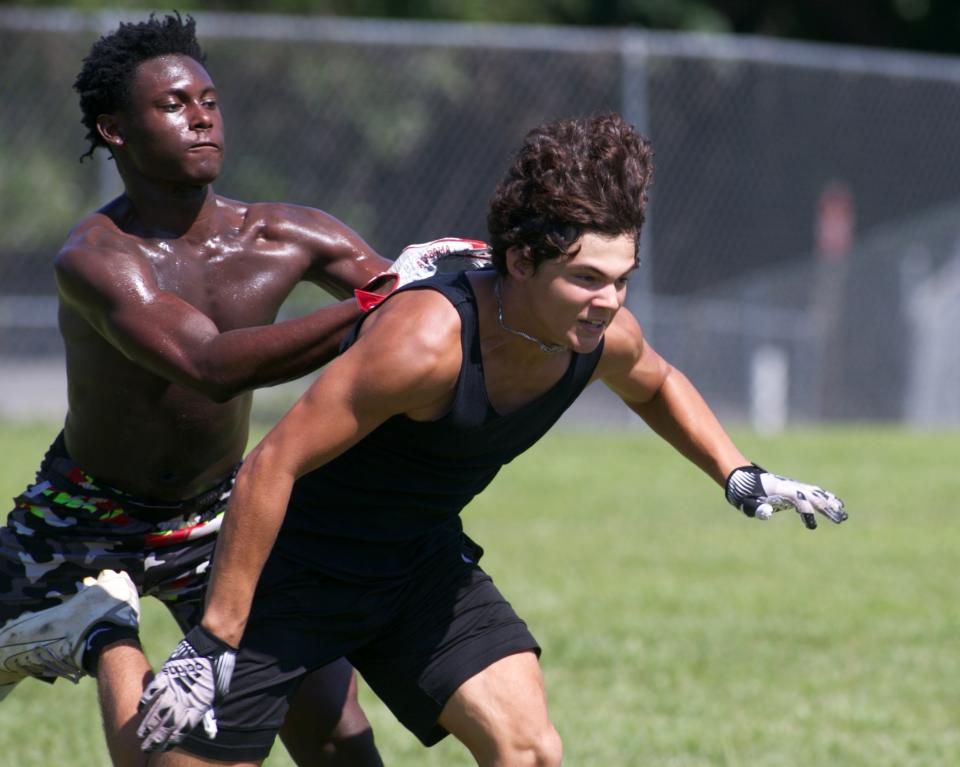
118, 173, 218, 239
494, 276, 566, 354
125, 185, 218, 240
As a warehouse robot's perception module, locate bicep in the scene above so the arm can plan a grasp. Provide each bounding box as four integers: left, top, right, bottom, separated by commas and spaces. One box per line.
250, 359, 384, 482
252, 292, 460, 479
299, 211, 391, 295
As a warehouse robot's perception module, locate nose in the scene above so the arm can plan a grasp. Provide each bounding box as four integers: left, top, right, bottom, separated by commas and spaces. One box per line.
593, 282, 623, 311
188, 101, 214, 130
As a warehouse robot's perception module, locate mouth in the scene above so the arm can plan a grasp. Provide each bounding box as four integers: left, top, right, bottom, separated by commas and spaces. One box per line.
576, 318, 606, 334
188, 142, 221, 151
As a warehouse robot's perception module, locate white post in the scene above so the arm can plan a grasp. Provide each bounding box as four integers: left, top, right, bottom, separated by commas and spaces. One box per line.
750, 344, 789, 435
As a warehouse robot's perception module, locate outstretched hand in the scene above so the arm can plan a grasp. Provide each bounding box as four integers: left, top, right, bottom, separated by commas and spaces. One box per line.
137, 624, 237, 753
388, 237, 492, 285
356, 237, 492, 311
725, 465, 847, 529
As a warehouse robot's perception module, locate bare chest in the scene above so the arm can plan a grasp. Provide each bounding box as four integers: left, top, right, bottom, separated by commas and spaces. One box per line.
144, 238, 308, 328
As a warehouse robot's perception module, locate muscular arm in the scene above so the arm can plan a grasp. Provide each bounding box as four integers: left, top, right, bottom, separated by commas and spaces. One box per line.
200, 290, 462, 646
267, 204, 391, 298
598, 309, 748, 485
55, 226, 384, 402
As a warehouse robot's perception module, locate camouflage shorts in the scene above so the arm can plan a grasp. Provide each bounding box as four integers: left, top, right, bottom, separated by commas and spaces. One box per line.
0, 433, 236, 632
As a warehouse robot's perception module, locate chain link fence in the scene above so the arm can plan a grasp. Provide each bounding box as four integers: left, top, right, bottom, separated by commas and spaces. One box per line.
2, 8, 959, 425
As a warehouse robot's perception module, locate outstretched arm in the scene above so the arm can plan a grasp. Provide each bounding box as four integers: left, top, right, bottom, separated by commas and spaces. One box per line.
278, 204, 391, 299
56, 234, 372, 402
290, 204, 493, 304
598, 309, 847, 528
598, 310, 748, 483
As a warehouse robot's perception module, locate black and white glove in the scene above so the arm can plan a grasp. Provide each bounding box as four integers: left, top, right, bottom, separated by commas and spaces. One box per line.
725, 465, 848, 530
355, 237, 492, 311
137, 624, 237, 753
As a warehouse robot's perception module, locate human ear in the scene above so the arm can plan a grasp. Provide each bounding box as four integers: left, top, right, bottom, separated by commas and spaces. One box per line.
96, 114, 124, 147
505, 246, 534, 281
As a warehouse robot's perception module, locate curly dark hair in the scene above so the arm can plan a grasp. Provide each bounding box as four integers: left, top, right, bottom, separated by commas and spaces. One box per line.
487, 113, 653, 274
73, 12, 207, 160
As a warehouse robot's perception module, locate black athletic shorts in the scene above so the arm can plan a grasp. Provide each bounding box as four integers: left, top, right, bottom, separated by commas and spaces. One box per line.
179, 535, 540, 763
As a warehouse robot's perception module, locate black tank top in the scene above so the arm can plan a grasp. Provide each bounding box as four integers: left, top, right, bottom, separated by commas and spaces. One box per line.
275, 272, 604, 582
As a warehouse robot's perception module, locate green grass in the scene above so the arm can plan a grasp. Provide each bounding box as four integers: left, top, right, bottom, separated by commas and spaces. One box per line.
0, 421, 957, 766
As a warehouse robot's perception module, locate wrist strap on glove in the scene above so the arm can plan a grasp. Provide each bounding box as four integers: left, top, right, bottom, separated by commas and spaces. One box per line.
184, 624, 238, 657
354, 273, 400, 312
724, 463, 766, 515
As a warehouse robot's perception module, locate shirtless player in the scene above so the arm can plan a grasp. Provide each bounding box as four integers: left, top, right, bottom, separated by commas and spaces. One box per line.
0, 12, 487, 767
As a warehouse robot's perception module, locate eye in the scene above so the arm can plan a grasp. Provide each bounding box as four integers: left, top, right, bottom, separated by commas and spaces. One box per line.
202, 98, 218, 109
574, 273, 599, 285
159, 103, 180, 113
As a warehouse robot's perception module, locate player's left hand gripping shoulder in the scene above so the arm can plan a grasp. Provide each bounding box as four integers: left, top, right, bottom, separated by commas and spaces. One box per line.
725, 464, 848, 530
355, 237, 493, 311
137, 624, 237, 752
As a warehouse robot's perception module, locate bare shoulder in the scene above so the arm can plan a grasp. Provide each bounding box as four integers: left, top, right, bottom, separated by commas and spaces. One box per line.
240, 200, 383, 283
355, 288, 463, 391
54, 210, 144, 286
360, 288, 462, 348
242, 199, 323, 227
243, 201, 360, 247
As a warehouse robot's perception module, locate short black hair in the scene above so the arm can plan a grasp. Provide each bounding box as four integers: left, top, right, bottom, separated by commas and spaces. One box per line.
73, 12, 206, 160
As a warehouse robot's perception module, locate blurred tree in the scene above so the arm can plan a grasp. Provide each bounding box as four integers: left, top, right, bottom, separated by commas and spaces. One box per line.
9, 0, 960, 53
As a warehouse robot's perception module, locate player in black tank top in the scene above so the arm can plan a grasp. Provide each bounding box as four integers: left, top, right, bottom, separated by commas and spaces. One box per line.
141, 114, 847, 766
279, 270, 603, 582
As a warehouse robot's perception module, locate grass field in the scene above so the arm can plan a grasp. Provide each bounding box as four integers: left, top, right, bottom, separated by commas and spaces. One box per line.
0, 420, 956, 766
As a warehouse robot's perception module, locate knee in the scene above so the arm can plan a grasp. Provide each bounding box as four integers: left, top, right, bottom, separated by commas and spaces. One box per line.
534, 724, 564, 767
333, 683, 374, 738
501, 723, 563, 767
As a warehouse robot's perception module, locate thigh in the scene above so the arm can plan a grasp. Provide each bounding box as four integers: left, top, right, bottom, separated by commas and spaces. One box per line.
282, 657, 355, 736
351, 548, 540, 747
176, 562, 374, 764
148, 748, 261, 767
279, 658, 385, 767
437, 650, 551, 759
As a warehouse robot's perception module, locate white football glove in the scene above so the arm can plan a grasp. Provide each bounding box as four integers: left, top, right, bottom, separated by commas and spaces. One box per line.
388, 237, 492, 284
725, 465, 847, 529
137, 625, 237, 753
355, 237, 492, 311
